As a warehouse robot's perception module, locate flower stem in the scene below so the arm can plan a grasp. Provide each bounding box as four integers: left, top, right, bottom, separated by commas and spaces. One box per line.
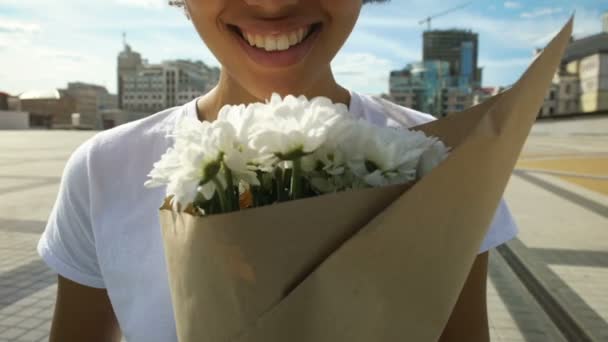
275, 167, 285, 202
255, 170, 264, 206
224, 165, 236, 212
291, 158, 302, 200
212, 177, 228, 213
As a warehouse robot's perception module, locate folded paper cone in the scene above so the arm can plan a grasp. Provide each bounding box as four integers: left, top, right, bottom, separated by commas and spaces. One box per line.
160, 18, 574, 342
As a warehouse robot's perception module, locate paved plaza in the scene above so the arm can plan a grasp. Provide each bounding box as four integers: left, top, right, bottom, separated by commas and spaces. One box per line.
0, 116, 607, 341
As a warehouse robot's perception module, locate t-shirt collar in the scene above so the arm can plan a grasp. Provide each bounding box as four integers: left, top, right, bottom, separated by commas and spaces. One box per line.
182, 90, 364, 122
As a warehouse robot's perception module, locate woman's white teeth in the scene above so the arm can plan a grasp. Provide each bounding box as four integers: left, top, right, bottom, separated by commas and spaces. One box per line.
288, 32, 298, 45
243, 27, 310, 52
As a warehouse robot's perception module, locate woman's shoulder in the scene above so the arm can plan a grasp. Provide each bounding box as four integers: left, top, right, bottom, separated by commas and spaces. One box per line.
94, 104, 188, 148
73, 102, 194, 179
350, 91, 437, 129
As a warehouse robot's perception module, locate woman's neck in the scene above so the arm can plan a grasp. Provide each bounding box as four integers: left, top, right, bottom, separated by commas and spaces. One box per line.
196, 67, 350, 122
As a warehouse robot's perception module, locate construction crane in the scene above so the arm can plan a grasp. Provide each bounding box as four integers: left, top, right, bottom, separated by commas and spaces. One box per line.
419, 1, 473, 31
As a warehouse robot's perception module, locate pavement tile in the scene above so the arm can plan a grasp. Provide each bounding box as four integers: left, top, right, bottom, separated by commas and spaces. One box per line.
1, 327, 27, 339
0, 315, 23, 327
15, 307, 43, 318
13, 328, 47, 342
16, 317, 45, 330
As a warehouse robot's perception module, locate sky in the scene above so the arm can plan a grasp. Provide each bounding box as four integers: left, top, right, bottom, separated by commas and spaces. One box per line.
0, 0, 605, 96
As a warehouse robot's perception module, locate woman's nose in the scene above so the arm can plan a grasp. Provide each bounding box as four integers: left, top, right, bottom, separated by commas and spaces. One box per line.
243, 0, 299, 10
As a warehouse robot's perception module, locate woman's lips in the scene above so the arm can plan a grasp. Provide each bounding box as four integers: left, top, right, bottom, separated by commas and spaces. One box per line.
229, 23, 322, 68
241, 25, 312, 52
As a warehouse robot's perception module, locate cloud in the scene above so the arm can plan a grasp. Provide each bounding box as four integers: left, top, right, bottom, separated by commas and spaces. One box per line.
0, 18, 40, 33
504, 1, 522, 10
480, 57, 532, 68
356, 11, 566, 50
357, 15, 420, 30
0, 42, 109, 94
521, 7, 564, 19
38, 47, 91, 62
113, 0, 167, 9
348, 29, 420, 61
332, 52, 396, 95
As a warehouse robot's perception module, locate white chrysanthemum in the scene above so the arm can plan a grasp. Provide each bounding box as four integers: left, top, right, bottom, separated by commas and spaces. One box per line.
249, 94, 350, 162
217, 103, 258, 140
346, 122, 441, 187
145, 92, 450, 212
417, 139, 450, 177
144, 117, 222, 210
144, 146, 181, 189
311, 118, 357, 176
216, 104, 265, 183
304, 119, 358, 194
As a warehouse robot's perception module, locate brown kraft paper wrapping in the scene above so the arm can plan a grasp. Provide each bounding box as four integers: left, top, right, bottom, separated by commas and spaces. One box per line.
159, 18, 573, 342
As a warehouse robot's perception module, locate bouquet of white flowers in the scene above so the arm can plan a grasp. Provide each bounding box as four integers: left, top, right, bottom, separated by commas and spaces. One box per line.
147, 19, 572, 342
145, 94, 449, 215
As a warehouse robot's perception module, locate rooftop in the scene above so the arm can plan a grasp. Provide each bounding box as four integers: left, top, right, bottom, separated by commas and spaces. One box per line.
19, 89, 62, 100
563, 32, 608, 63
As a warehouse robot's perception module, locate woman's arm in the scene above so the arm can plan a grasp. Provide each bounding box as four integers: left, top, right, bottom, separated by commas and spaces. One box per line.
49, 275, 122, 342
439, 252, 490, 342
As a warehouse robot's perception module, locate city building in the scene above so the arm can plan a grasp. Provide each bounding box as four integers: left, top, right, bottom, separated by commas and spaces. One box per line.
389, 60, 475, 117
117, 41, 143, 110
13, 84, 120, 129
18, 90, 77, 128
389, 61, 449, 115
389, 27, 483, 117
539, 13, 608, 118
0, 110, 29, 129
0, 92, 28, 129
540, 83, 559, 117
0, 92, 8, 110
441, 86, 473, 114
117, 39, 220, 113
99, 93, 119, 111
63, 82, 116, 128
473, 87, 505, 106
423, 29, 482, 88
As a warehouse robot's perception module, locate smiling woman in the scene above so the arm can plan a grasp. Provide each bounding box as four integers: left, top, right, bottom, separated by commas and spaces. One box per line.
175, 0, 365, 111
38, 1, 518, 341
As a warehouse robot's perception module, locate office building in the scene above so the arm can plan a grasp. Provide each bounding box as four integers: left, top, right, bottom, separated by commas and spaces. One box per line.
390, 61, 449, 115
389, 60, 474, 117
63, 82, 116, 128
117, 39, 220, 113
473, 87, 504, 106
423, 29, 482, 87
18, 89, 76, 128
540, 14, 608, 117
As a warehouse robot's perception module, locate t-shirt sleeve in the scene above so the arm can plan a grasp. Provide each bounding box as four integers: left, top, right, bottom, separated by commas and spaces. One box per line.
478, 198, 518, 253
37, 139, 105, 288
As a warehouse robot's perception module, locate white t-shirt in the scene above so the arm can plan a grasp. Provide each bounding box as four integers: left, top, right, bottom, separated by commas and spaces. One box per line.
38, 91, 518, 342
